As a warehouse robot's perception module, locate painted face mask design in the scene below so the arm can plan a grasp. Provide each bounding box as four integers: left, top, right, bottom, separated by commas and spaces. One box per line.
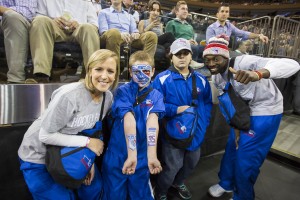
131, 64, 152, 87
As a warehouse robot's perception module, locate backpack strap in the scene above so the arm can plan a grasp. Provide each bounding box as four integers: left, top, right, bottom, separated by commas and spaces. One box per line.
191, 74, 198, 107
134, 87, 153, 107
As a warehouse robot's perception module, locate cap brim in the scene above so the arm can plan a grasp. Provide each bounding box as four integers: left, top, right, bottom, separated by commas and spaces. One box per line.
171, 47, 193, 54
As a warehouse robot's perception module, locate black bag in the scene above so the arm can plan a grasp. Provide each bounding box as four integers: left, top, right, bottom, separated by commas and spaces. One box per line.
163, 75, 198, 149
218, 57, 250, 131
45, 93, 106, 189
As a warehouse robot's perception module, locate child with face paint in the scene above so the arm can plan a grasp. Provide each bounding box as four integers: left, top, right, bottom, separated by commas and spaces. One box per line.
102, 51, 165, 200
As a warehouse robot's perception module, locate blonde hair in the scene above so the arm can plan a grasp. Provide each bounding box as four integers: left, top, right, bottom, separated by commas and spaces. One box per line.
85, 49, 119, 93
175, 1, 187, 11
129, 51, 154, 68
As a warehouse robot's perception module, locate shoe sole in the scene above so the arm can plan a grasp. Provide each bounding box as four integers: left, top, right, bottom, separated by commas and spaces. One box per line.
208, 189, 233, 197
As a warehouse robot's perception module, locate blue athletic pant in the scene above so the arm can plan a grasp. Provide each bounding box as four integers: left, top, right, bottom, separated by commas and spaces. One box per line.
20, 159, 102, 200
102, 150, 154, 200
218, 114, 282, 200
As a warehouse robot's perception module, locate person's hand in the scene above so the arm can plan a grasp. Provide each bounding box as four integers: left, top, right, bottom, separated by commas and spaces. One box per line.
54, 17, 67, 30
86, 138, 104, 156
259, 34, 269, 43
121, 32, 131, 44
148, 156, 162, 174
122, 155, 137, 175
229, 67, 260, 84
177, 106, 190, 114
83, 164, 95, 185
131, 32, 140, 40
233, 128, 240, 150
0, 6, 12, 15
189, 39, 197, 45
68, 20, 79, 31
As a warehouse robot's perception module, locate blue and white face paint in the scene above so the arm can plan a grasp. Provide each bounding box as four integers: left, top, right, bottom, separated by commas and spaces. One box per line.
131, 64, 152, 87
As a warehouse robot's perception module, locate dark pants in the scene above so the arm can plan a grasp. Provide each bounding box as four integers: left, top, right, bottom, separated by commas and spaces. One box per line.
158, 32, 175, 50
293, 71, 300, 113
155, 142, 201, 195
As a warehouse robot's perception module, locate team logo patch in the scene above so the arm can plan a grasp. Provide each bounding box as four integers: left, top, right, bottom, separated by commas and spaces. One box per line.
245, 130, 255, 137
81, 155, 92, 170
176, 121, 187, 134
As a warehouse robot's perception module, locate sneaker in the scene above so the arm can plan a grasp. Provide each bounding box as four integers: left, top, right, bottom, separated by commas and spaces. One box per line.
172, 184, 192, 200
155, 194, 167, 200
208, 184, 232, 197
189, 60, 204, 69
25, 73, 50, 84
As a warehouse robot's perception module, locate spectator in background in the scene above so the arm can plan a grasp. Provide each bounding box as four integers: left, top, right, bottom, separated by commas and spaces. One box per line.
122, 0, 139, 24
206, 3, 269, 43
27, 0, 100, 83
230, 39, 253, 57
165, 1, 204, 68
138, 0, 175, 52
0, 0, 37, 83
92, 0, 102, 15
98, 0, 157, 73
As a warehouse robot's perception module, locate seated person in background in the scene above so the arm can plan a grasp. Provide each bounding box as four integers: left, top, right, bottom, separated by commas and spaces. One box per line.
102, 51, 164, 200
122, 0, 139, 24
165, 1, 204, 68
27, 0, 100, 83
92, 0, 102, 15
18, 49, 119, 199
0, 0, 37, 83
98, 0, 157, 73
206, 3, 268, 43
230, 39, 253, 57
138, 0, 175, 52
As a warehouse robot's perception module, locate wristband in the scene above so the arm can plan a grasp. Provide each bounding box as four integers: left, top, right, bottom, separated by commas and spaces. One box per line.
86, 137, 90, 147
254, 70, 263, 80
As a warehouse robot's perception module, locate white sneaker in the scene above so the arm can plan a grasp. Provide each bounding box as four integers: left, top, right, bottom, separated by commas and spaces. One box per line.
208, 184, 232, 197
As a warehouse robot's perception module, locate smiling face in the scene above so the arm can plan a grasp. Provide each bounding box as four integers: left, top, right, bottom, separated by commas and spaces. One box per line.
203, 55, 228, 75
90, 57, 117, 93
149, 3, 161, 20
176, 4, 189, 20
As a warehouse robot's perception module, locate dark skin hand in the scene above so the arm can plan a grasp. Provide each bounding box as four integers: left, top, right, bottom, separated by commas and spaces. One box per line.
229, 67, 270, 84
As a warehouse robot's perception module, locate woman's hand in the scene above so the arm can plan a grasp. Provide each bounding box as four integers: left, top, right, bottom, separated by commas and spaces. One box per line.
87, 138, 104, 156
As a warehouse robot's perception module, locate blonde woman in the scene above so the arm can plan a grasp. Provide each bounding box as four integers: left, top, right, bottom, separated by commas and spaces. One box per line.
18, 49, 119, 200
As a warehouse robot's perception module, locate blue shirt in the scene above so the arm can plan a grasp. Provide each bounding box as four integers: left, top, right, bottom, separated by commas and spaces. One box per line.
206, 21, 250, 42
98, 6, 138, 35
1, 0, 37, 21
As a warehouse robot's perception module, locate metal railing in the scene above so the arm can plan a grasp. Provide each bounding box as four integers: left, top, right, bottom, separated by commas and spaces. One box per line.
236, 16, 272, 56
268, 15, 300, 62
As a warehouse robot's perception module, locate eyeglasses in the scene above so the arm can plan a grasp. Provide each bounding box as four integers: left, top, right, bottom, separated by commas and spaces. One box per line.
174, 50, 191, 58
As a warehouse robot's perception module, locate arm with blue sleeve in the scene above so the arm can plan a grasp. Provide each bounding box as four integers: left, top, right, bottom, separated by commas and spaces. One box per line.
202, 77, 213, 129
111, 86, 137, 175
152, 75, 179, 117
98, 10, 109, 34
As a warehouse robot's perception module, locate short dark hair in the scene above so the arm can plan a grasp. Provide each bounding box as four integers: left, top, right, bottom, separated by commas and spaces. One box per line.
217, 3, 230, 12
